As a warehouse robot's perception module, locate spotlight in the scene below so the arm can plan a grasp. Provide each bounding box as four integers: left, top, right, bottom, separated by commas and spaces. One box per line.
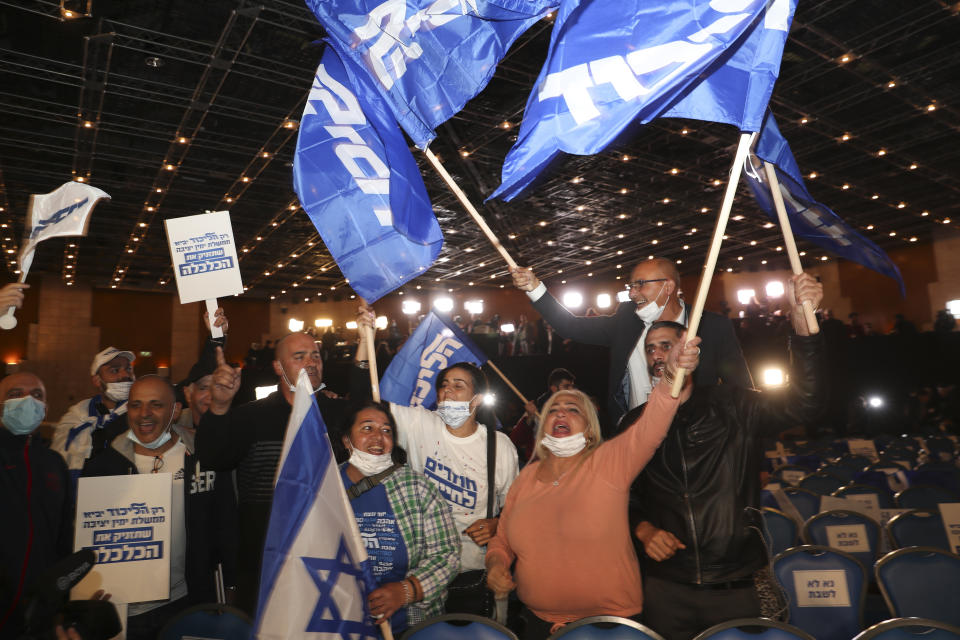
288, 318, 304, 332
867, 396, 884, 408
765, 281, 785, 298
402, 300, 422, 315
737, 289, 756, 305
433, 297, 454, 313
562, 291, 583, 309
762, 367, 785, 387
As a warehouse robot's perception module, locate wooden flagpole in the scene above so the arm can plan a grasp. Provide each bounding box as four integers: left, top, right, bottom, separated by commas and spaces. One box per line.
485, 360, 529, 405
670, 132, 756, 397
762, 161, 820, 334
423, 148, 518, 270
358, 300, 381, 403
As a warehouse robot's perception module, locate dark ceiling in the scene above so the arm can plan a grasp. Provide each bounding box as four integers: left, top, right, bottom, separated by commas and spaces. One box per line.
2, 0, 959, 304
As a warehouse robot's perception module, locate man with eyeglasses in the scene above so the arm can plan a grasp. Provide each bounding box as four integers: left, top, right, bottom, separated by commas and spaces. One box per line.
81, 376, 237, 640
511, 259, 751, 429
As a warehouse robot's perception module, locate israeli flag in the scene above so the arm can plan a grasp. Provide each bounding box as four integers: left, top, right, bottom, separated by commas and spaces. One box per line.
491, 0, 786, 201
20, 181, 110, 275
745, 110, 905, 295
379, 312, 489, 410
254, 369, 378, 639
294, 44, 443, 303
305, 0, 555, 148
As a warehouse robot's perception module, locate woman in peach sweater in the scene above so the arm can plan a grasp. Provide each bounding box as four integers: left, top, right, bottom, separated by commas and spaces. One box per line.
486, 333, 700, 639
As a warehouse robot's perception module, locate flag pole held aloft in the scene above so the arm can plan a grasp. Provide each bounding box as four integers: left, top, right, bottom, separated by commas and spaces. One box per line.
423, 149, 519, 270
763, 161, 819, 334
671, 132, 755, 398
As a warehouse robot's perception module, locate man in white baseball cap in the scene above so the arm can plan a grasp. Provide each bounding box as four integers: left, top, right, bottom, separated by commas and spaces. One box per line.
50, 346, 136, 483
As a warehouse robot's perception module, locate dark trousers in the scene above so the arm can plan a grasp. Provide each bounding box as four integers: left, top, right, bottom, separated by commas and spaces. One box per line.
642, 574, 761, 640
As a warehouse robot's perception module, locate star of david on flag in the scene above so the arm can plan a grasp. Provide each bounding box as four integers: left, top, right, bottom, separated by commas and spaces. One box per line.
745, 110, 905, 295
253, 369, 378, 639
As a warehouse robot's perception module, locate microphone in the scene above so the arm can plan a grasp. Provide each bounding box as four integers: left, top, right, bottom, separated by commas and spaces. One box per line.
20, 549, 122, 640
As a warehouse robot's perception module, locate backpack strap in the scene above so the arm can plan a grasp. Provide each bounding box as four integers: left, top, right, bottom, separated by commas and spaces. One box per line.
347, 463, 401, 501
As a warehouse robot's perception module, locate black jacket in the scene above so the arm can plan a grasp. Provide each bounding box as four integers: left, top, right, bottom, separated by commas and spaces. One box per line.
194, 390, 345, 614
81, 426, 238, 605
629, 334, 824, 585
531, 291, 753, 425
0, 430, 73, 633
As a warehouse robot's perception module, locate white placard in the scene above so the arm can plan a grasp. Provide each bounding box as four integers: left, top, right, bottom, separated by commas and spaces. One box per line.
781, 470, 806, 486
843, 493, 880, 514
793, 570, 851, 607
164, 211, 243, 304
764, 482, 782, 491
73, 474, 172, 604
847, 439, 879, 462
939, 503, 960, 555
826, 524, 869, 552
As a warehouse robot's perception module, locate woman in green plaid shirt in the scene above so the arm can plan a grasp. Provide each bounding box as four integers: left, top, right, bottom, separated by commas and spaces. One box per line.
338, 400, 461, 635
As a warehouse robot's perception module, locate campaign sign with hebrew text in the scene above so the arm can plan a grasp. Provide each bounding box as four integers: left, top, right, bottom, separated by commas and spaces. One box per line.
164, 210, 243, 304
793, 570, 851, 607
940, 503, 960, 554
73, 474, 172, 603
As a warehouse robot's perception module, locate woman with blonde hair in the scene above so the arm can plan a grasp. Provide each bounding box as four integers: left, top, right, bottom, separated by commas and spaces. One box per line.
486, 333, 701, 639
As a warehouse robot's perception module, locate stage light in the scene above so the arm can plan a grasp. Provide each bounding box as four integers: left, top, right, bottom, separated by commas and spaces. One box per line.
433, 297, 454, 313
465, 299, 484, 315
737, 289, 756, 305
947, 299, 960, 319
597, 293, 611, 309
765, 281, 785, 298
562, 291, 583, 309
375, 316, 388, 330
402, 300, 421, 315
868, 396, 884, 408
288, 318, 304, 332
500, 323, 515, 333
617, 290, 630, 303
315, 318, 333, 328
255, 385, 278, 400
346, 321, 359, 330
762, 367, 785, 387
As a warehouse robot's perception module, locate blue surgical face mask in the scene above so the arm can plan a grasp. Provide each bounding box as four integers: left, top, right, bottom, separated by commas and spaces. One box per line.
3, 396, 46, 436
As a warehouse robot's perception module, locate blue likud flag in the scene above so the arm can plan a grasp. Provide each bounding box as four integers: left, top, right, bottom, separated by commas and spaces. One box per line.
254, 369, 378, 639
745, 110, 906, 295
491, 0, 785, 201
380, 311, 489, 410
304, 0, 554, 148
293, 43, 443, 303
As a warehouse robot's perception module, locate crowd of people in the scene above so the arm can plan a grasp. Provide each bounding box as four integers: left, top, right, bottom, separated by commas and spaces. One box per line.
2, 261, 836, 640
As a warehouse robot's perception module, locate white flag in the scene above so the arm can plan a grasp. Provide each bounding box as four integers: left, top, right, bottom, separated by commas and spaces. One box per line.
20, 181, 110, 275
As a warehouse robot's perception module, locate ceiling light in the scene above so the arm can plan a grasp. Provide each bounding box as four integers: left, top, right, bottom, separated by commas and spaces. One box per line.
909, 164, 917, 170
808, 172, 818, 179
842, 184, 850, 190
800, 118, 808, 124
877, 149, 887, 156
841, 134, 850, 141
283, 120, 299, 129
681, 128, 689, 135
927, 104, 936, 112
897, 202, 906, 209
620, 188, 628, 194
887, 81, 896, 88
839, 54, 851, 63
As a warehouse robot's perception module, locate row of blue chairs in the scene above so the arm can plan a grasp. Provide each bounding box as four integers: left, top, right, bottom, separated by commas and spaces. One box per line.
772, 546, 960, 640
761, 484, 959, 522
762, 507, 953, 558
399, 614, 960, 640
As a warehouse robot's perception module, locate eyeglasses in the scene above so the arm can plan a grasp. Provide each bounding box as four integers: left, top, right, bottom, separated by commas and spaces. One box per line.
625, 278, 667, 291
152, 456, 164, 474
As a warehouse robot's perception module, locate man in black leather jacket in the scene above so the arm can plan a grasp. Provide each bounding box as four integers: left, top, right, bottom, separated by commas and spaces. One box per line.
627, 272, 824, 640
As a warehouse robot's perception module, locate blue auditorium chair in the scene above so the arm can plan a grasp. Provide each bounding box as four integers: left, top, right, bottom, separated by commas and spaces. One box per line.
833, 483, 895, 509
158, 604, 252, 640
692, 618, 816, 640
401, 614, 518, 640
886, 509, 950, 552
852, 617, 960, 640
799, 472, 846, 495
762, 507, 800, 557
548, 616, 666, 640
894, 484, 960, 509
875, 547, 960, 627
773, 545, 867, 640
801, 510, 881, 576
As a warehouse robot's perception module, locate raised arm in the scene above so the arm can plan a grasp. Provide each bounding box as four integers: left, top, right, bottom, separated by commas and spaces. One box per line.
511, 266, 618, 346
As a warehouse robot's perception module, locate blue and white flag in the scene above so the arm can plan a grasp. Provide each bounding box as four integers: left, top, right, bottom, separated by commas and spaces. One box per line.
254, 369, 378, 639
380, 311, 488, 410
305, 0, 555, 148
491, 0, 786, 201
294, 44, 443, 303
21, 181, 110, 275
745, 110, 906, 295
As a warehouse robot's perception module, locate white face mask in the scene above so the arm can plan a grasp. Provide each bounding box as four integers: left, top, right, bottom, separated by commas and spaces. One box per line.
635, 282, 667, 323
126, 412, 175, 451
436, 399, 473, 429
104, 380, 133, 402
278, 364, 325, 394
348, 447, 394, 476
541, 432, 587, 458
